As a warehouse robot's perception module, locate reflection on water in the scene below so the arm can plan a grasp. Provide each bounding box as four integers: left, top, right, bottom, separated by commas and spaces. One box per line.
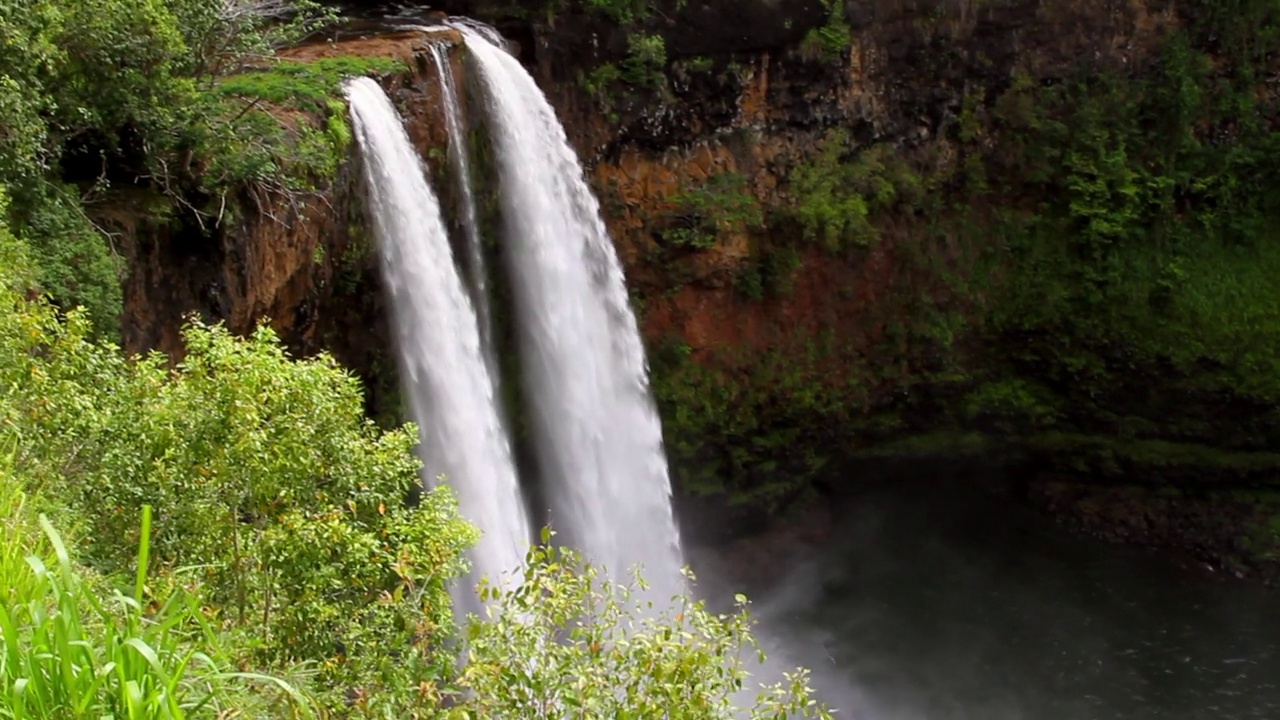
694, 481, 1280, 720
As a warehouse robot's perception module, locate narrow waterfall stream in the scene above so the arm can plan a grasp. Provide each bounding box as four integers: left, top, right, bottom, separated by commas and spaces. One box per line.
345, 77, 532, 611
429, 44, 498, 377
455, 25, 687, 604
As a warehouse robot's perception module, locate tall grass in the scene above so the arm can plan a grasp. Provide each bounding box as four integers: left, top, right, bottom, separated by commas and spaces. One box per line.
0, 442, 313, 719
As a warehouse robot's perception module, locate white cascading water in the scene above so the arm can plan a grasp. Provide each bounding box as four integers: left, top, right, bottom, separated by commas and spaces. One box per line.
429, 44, 498, 376
454, 25, 686, 603
345, 77, 532, 613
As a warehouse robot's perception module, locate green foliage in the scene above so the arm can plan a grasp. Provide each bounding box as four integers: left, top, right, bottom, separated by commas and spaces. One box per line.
582, 62, 623, 97
785, 131, 923, 252
578, 30, 668, 100
0, 0, 375, 336
800, 0, 850, 61
621, 33, 668, 89
165, 0, 336, 79
660, 172, 763, 250
215, 58, 404, 110
0, 232, 477, 712
584, 0, 653, 25
451, 538, 833, 719
0, 457, 314, 720
196, 59, 405, 196
650, 339, 854, 507
972, 17, 1280, 417
735, 245, 802, 301
1, 184, 122, 339
961, 378, 1061, 433
0, 77, 47, 186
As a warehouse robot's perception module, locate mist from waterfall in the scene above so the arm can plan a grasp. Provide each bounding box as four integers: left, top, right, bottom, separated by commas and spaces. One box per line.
453, 24, 686, 604
345, 76, 532, 613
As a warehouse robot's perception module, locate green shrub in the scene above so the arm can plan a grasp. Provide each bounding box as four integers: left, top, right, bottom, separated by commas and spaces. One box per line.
0, 456, 314, 720
660, 172, 763, 250
582, 62, 623, 96
0, 184, 122, 339
785, 131, 922, 252
800, 0, 850, 61
621, 33, 668, 90
0, 0, 368, 336
451, 535, 833, 719
0, 221, 477, 712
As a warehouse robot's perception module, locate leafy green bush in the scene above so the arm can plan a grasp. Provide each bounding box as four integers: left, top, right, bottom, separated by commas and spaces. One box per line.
3, 184, 123, 338
582, 62, 623, 96
0, 216, 477, 712
660, 172, 763, 250
0, 0, 377, 336
451, 536, 833, 719
800, 0, 850, 61
621, 33, 668, 90
0, 447, 314, 720
785, 131, 922, 252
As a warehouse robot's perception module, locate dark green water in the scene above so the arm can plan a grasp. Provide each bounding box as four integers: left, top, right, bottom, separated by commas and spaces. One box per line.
698, 482, 1280, 719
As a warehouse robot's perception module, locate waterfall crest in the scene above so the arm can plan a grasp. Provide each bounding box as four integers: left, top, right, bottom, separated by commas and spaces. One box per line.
345, 77, 532, 612
453, 26, 686, 604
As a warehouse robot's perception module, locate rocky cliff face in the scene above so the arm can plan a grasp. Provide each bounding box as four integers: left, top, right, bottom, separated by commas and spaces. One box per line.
121, 29, 465, 420
121, 0, 1280, 578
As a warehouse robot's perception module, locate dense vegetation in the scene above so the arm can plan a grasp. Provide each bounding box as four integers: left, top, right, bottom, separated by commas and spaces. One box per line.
0, 0, 388, 338
0, 0, 833, 716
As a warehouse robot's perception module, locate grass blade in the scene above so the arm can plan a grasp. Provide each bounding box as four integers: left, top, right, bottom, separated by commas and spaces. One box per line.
134, 505, 152, 605
216, 672, 315, 720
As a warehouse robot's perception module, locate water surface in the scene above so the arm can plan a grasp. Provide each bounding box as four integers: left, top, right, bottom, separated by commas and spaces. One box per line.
699, 481, 1280, 720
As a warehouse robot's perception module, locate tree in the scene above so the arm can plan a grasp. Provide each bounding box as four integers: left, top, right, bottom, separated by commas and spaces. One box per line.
0, 0, 337, 336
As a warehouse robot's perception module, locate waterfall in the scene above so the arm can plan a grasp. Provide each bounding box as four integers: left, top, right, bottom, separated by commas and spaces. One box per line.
429, 44, 498, 377
454, 26, 686, 603
345, 77, 532, 613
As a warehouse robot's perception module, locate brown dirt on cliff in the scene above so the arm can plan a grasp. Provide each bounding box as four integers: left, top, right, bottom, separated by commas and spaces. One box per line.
640, 243, 902, 363
280, 27, 462, 62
